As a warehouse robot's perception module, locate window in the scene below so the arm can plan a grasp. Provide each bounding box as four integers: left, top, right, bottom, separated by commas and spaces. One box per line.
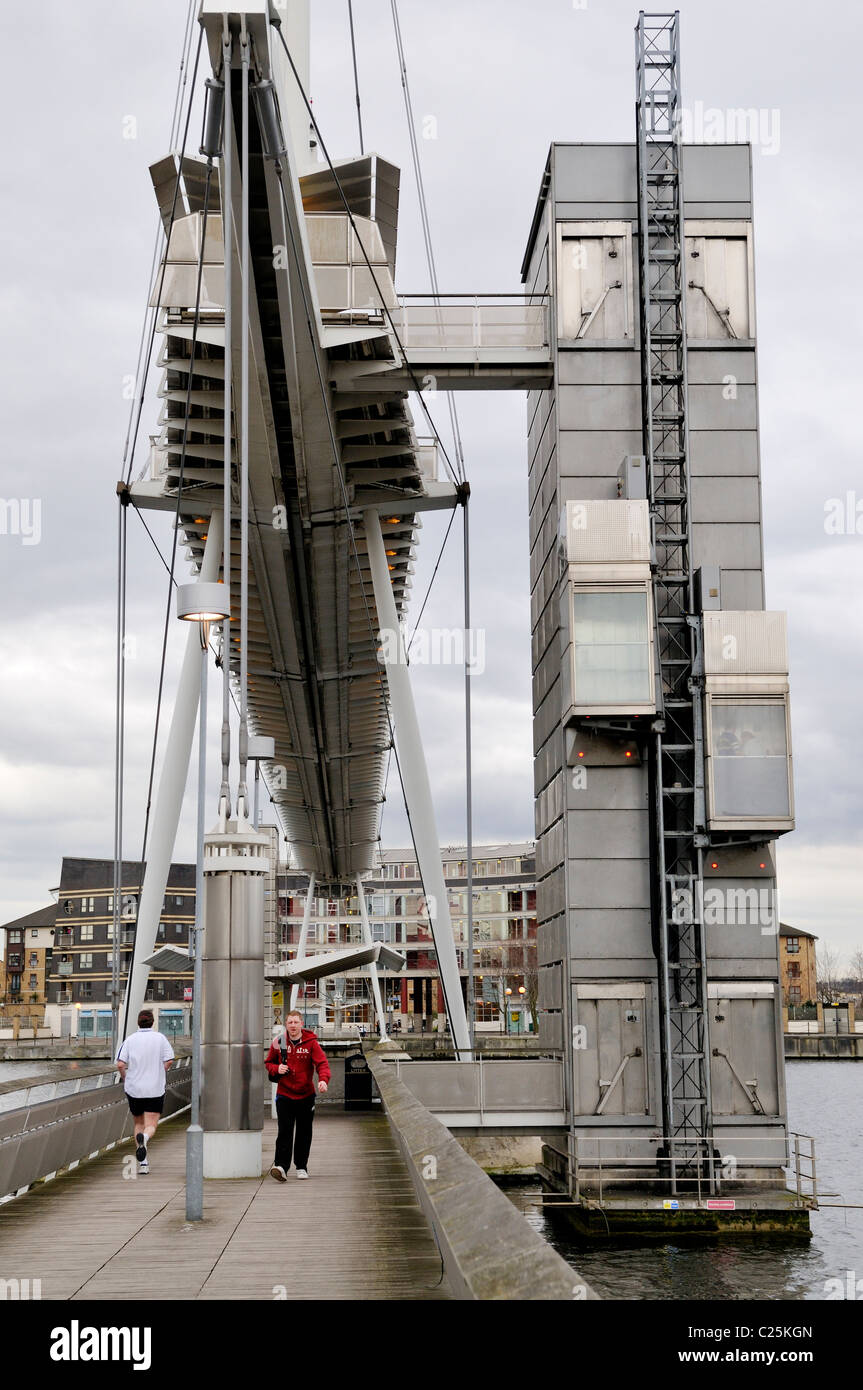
81, 897, 95, 914
29, 952, 38, 968
79, 953, 93, 970
29, 974, 38, 990
106, 895, 114, 913
30, 929, 39, 938
572, 589, 652, 705
787, 962, 800, 979
105, 922, 115, 941
79, 981, 92, 1000
709, 701, 791, 819
8, 930, 22, 944
80, 923, 94, 942
785, 938, 799, 955
789, 986, 802, 1002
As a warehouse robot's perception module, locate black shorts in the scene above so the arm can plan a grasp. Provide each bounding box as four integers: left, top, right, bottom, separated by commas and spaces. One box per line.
126, 1094, 165, 1117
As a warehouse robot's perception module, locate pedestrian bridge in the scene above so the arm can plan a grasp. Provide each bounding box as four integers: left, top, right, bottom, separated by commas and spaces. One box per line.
0, 1058, 588, 1301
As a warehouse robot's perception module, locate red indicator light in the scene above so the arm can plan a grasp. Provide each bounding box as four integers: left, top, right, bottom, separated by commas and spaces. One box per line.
759, 862, 766, 869
577, 751, 585, 759
710, 861, 719, 869
625, 750, 632, 758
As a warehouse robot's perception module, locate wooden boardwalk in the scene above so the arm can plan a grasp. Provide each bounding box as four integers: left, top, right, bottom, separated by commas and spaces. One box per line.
0, 1110, 451, 1300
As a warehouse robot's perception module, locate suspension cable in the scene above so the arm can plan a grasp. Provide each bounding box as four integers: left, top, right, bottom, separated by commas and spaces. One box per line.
135, 162, 215, 878
347, 0, 364, 156
390, 0, 465, 482
123, 25, 204, 488
110, 489, 128, 1061
270, 20, 461, 490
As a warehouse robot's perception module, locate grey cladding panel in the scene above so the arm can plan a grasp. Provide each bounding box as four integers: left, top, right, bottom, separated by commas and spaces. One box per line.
692, 522, 762, 569
557, 432, 643, 478
553, 144, 637, 204
567, 766, 649, 812
681, 144, 752, 206
689, 384, 756, 430
692, 476, 761, 526
558, 384, 641, 432
567, 809, 650, 860
714, 569, 764, 609
568, 909, 653, 961
557, 350, 640, 386
688, 349, 756, 385
568, 857, 651, 909
690, 431, 759, 477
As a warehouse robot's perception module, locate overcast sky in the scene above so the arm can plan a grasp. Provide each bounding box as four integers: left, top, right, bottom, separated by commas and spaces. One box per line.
1, 0, 860, 964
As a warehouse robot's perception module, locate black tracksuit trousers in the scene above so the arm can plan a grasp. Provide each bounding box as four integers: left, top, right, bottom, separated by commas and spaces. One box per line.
274, 1094, 316, 1171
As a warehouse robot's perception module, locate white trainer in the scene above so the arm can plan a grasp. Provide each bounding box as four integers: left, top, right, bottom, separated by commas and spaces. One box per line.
270, 1165, 287, 1183
295, 1169, 309, 1180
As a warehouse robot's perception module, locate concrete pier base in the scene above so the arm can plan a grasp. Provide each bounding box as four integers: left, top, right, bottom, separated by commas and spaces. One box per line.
203, 1130, 262, 1179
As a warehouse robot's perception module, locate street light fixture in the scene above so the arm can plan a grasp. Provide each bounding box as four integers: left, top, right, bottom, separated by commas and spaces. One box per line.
176, 578, 230, 1221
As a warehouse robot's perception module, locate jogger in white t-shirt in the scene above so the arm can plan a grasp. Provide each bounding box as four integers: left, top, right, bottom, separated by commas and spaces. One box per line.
116, 1009, 175, 1174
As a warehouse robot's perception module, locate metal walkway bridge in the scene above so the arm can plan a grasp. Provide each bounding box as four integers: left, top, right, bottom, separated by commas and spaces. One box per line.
0, 1106, 450, 1301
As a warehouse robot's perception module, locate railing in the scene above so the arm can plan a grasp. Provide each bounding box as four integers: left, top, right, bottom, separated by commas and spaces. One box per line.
0, 1058, 192, 1200
564, 1132, 818, 1207
392, 294, 549, 353
391, 1056, 564, 1119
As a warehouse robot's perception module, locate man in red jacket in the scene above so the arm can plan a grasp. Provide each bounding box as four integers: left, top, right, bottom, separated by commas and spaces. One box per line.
265, 1009, 331, 1181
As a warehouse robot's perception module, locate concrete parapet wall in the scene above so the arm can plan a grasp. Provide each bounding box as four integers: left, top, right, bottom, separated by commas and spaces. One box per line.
784, 1034, 863, 1060
366, 1050, 597, 1301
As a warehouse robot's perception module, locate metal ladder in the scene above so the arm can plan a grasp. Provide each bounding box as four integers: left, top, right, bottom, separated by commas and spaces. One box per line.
635, 10, 714, 1193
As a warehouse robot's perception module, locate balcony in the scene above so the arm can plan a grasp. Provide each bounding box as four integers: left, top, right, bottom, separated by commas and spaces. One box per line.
56, 962, 73, 977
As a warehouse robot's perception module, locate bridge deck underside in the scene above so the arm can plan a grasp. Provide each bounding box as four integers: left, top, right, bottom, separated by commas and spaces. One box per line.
0, 1110, 450, 1300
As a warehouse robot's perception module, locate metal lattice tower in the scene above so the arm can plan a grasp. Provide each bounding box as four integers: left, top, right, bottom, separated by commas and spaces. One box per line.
635, 10, 714, 1191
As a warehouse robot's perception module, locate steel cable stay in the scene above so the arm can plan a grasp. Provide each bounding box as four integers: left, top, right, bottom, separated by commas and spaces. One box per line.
111, 12, 209, 1050
389, 0, 465, 483
123, 24, 205, 489
346, 0, 364, 156
122, 0, 198, 480
270, 20, 461, 492
120, 160, 216, 1043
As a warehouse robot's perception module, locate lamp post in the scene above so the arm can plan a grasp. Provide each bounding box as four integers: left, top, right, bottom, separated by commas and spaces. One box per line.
504, 985, 512, 1036
176, 578, 230, 1221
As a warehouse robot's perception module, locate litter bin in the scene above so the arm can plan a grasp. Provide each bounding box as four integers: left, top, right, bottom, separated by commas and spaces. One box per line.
344, 1051, 374, 1110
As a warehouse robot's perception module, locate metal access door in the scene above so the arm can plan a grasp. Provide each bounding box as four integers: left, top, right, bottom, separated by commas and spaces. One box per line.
707, 983, 780, 1116
822, 1005, 850, 1036
572, 984, 650, 1117
557, 223, 633, 340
